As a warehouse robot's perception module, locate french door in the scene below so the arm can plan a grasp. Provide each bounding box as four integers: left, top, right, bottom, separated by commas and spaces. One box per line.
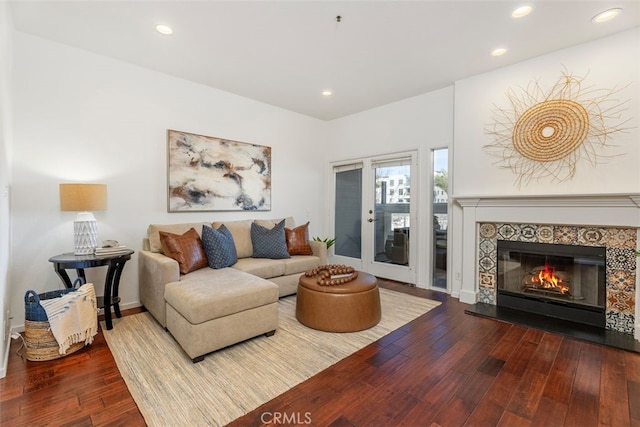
331, 152, 417, 283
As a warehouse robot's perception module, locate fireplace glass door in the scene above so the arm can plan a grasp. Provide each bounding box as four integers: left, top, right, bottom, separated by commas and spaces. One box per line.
497, 241, 606, 327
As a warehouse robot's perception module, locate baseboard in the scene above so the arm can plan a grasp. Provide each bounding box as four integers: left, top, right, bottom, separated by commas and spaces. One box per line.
0, 328, 9, 378
458, 289, 477, 305
97, 301, 141, 315
117, 301, 142, 311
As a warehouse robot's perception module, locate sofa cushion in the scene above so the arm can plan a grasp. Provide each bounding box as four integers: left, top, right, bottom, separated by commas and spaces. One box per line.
285, 222, 313, 255
212, 219, 253, 258
202, 224, 238, 269
166, 268, 278, 325
232, 257, 285, 279
148, 222, 210, 253
251, 220, 290, 259
158, 228, 208, 275
282, 255, 323, 276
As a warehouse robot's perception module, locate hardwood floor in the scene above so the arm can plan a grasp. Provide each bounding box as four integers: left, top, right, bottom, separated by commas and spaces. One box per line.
0, 309, 146, 427
2, 280, 640, 426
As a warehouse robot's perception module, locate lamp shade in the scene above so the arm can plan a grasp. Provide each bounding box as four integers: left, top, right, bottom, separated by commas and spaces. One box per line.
60, 183, 107, 212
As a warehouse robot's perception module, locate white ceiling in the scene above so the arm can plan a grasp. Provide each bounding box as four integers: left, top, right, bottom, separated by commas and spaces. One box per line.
9, 1, 640, 121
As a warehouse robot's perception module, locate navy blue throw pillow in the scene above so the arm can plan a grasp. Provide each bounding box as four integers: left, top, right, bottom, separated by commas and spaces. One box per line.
251, 220, 290, 259
202, 224, 238, 269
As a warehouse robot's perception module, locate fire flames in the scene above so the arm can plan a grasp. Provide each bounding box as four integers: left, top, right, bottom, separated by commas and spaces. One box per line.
529, 264, 571, 296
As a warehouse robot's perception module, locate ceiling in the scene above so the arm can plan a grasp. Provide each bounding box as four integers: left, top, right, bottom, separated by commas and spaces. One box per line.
9, 1, 640, 121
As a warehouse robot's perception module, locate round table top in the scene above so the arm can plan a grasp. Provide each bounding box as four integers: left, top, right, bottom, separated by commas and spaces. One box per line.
298, 270, 377, 294
49, 250, 134, 266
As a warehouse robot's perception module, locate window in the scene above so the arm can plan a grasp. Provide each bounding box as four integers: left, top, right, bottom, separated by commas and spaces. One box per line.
432, 148, 448, 290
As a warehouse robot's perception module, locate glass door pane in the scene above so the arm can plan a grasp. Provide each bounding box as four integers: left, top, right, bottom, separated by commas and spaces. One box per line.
373, 162, 410, 266
334, 167, 362, 259
432, 148, 448, 289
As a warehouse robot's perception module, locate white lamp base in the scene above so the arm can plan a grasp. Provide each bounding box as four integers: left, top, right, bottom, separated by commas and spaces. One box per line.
74, 212, 98, 255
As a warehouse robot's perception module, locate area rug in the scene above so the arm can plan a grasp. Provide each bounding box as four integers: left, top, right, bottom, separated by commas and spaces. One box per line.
102, 288, 440, 426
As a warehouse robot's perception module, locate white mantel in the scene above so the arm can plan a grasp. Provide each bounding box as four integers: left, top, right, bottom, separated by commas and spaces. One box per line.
453, 193, 640, 339
454, 193, 640, 227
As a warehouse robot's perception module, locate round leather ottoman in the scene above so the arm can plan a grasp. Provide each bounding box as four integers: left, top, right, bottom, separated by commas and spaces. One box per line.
295, 271, 381, 332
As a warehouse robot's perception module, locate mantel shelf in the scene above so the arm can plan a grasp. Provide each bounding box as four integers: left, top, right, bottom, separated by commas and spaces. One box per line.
453, 193, 640, 209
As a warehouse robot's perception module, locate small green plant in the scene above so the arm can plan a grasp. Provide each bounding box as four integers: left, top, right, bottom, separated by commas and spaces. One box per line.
313, 236, 336, 249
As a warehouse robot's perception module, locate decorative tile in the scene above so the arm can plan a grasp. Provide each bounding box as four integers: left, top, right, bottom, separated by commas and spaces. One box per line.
606, 228, 637, 249
607, 270, 634, 292
479, 239, 496, 257
498, 224, 520, 241
480, 272, 495, 288
607, 289, 634, 314
553, 226, 578, 244
479, 256, 496, 273
578, 227, 606, 246
519, 225, 538, 242
606, 248, 636, 273
478, 286, 495, 304
479, 223, 497, 239
606, 311, 635, 334
536, 225, 554, 243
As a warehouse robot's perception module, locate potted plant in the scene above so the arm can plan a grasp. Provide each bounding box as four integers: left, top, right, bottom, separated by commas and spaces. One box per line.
313, 236, 336, 250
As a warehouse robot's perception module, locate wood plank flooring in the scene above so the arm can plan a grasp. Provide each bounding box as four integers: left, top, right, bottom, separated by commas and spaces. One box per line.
0, 309, 146, 427
2, 280, 640, 426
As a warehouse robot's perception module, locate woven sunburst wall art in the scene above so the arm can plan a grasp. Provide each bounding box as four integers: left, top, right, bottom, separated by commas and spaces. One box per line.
484, 68, 631, 187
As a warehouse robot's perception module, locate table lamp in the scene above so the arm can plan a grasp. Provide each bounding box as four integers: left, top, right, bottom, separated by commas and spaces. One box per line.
59, 183, 107, 255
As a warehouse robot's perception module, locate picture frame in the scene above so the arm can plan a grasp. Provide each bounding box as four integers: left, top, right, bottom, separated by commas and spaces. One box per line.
167, 130, 271, 212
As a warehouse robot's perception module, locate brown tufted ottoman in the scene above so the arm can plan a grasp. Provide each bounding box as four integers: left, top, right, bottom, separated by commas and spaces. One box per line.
295, 271, 381, 332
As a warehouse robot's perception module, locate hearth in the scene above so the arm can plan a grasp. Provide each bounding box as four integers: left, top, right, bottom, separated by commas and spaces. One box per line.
496, 240, 606, 328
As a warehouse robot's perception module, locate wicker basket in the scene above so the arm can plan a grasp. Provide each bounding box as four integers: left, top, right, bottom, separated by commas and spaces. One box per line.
23, 320, 86, 361
23, 279, 87, 362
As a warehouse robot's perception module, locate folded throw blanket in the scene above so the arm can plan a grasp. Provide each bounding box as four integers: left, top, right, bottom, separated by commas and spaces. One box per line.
40, 283, 98, 354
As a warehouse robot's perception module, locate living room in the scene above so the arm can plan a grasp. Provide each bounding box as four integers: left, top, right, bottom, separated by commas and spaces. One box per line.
1, 1, 639, 424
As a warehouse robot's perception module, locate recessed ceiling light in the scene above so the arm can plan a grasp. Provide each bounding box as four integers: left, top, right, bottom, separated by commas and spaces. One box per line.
592, 8, 622, 23
512, 5, 532, 18
155, 24, 173, 35
491, 48, 507, 56
322, 90, 333, 97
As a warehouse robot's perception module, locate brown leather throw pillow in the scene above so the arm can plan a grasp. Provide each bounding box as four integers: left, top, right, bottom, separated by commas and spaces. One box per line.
159, 228, 208, 274
285, 222, 313, 256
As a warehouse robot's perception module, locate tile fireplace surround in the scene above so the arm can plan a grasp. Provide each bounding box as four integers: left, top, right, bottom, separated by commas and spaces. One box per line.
455, 194, 640, 337
477, 222, 635, 333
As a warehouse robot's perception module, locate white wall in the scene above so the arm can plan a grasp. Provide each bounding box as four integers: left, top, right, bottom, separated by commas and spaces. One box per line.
326, 86, 455, 289
9, 32, 327, 332
0, 2, 14, 378
453, 28, 640, 197
327, 88, 453, 161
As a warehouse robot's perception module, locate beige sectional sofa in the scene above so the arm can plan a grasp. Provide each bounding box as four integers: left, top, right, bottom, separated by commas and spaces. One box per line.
138, 217, 326, 362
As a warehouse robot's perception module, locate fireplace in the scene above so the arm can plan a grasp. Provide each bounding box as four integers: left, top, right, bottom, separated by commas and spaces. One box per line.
496, 240, 606, 328
455, 194, 638, 343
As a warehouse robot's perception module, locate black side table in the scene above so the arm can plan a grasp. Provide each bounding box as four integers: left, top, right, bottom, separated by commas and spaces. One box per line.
48, 250, 134, 330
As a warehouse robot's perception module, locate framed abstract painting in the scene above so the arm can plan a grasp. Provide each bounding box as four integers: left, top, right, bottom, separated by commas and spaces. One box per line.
167, 130, 271, 212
